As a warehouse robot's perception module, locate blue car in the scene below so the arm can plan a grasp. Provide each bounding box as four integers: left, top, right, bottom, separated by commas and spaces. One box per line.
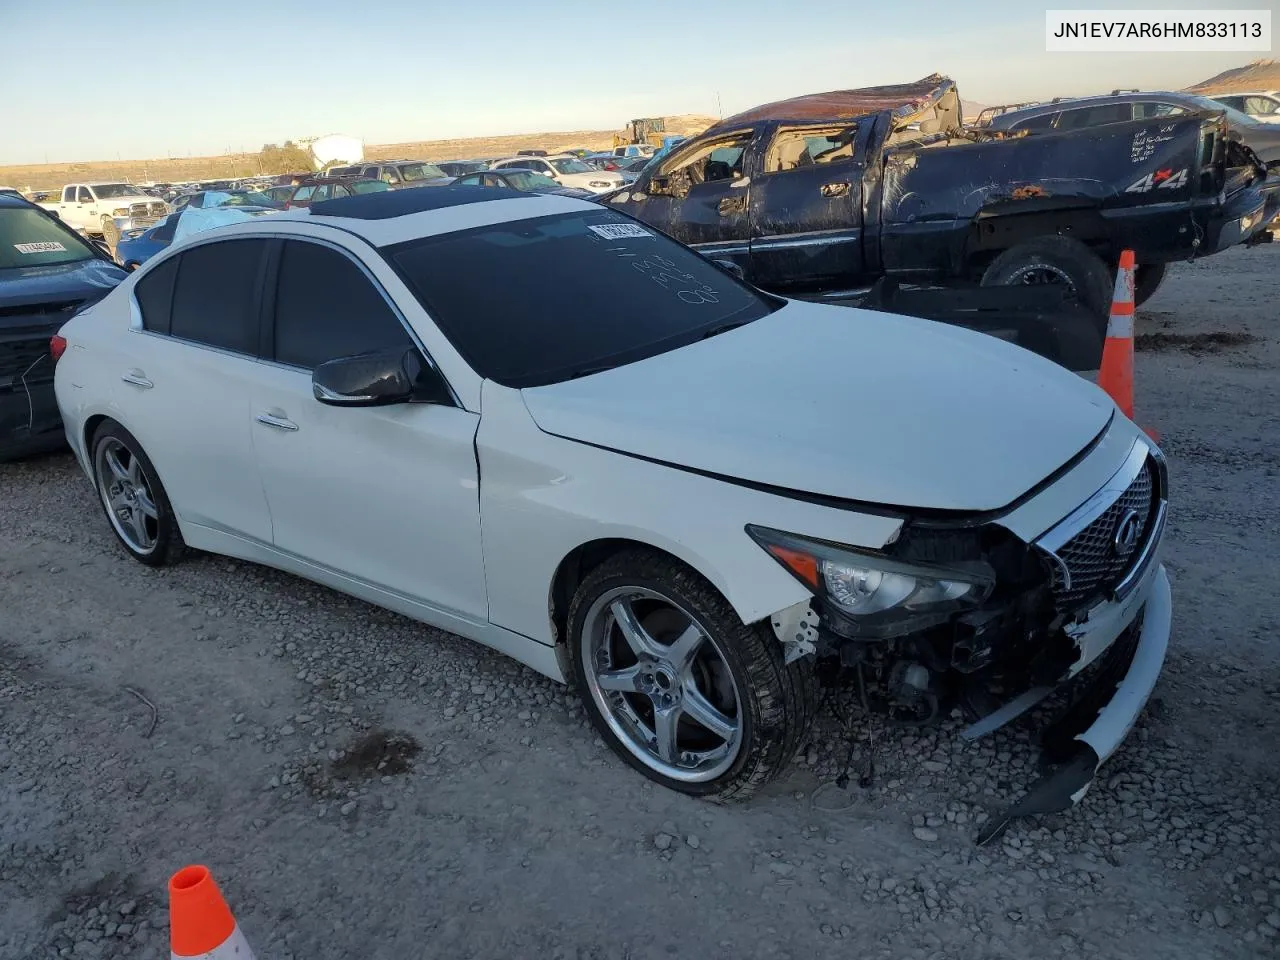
0, 193, 127, 458
116, 212, 179, 270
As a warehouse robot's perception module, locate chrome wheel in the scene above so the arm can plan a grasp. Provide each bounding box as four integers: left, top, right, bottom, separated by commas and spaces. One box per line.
95, 437, 159, 555
580, 586, 743, 782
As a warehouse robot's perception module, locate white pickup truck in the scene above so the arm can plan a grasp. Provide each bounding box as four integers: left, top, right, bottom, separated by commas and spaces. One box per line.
39, 183, 169, 252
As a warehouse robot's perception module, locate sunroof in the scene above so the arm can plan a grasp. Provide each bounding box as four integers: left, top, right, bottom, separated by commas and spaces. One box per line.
309, 184, 534, 220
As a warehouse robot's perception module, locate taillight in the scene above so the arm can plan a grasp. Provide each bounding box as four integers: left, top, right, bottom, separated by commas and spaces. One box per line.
50, 335, 68, 363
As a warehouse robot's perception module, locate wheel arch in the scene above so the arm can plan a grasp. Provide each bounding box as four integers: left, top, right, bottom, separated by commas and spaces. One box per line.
547, 535, 785, 674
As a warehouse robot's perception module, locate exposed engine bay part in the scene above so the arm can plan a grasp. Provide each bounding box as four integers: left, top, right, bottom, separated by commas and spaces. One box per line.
769, 599, 820, 663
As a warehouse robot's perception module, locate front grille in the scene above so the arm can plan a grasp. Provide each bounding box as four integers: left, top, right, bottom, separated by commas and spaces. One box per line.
1049, 458, 1157, 612
0, 338, 52, 385
128, 202, 150, 218
149, 201, 166, 216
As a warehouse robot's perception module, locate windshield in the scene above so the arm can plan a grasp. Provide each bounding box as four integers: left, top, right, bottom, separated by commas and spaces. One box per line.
386, 210, 777, 388
349, 179, 390, 195
505, 170, 560, 191
549, 157, 593, 175
1182, 94, 1262, 127
399, 162, 448, 182
92, 183, 144, 199
0, 206, 98, 269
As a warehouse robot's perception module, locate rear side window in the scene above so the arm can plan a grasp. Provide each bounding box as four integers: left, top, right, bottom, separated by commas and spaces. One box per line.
1056, 104, 1134, 129
134, 256, 179, 335
272, 240, 412, 369
169, 239, 267, 354
1009, 112, 1059, 132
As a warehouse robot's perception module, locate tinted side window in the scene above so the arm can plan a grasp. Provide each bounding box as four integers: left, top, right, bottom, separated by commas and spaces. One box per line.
1010, 112, 1059, 132
170, 239, 267, 354
63, 187, 76, 203
273, 241, 412, 370
78, 187, 92, 203
134, 255, 180, 335
1057, 104, 1134, 129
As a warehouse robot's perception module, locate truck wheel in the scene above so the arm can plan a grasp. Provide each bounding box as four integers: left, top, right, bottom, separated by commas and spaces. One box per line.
100, 217, 121, 260
1134, 263, 1167, 307
568, 548, 817, 802
981, 236, 1113, 323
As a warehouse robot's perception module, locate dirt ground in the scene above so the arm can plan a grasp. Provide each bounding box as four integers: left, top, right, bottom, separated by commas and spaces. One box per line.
2, 245, 1278, 960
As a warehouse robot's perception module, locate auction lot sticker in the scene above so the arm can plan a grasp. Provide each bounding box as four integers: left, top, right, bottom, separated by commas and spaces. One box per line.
14, 241, 67, 254
588, 223, 653, 241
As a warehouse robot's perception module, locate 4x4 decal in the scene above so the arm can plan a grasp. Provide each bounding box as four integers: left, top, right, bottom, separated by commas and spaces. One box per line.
1125, 168, 1189, 193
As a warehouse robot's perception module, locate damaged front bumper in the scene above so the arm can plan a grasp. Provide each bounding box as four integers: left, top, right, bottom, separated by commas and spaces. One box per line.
972, 561, 1170, 844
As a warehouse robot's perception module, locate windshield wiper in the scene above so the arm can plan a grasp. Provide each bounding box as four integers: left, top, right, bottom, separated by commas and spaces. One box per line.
567, 362, 622, 380
700, 320, 751, 340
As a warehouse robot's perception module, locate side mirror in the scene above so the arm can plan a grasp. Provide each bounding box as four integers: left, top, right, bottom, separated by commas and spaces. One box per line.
312, 347, 450, 407
710, 258, 746, 282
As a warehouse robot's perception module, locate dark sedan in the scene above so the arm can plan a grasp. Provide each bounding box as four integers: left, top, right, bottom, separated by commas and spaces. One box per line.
0, 194, 127, 458
983, 91, 1280, 167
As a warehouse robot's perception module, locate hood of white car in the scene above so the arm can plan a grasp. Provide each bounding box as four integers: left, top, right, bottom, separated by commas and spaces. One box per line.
520, 300, 1114, 513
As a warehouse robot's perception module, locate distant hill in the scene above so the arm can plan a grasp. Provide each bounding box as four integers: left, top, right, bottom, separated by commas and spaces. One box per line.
961, 100, 990, 121
1186, 59, 1280, 93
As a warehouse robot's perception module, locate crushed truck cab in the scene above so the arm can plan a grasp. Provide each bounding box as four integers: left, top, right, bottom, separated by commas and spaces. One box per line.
605, 75, 1273, 315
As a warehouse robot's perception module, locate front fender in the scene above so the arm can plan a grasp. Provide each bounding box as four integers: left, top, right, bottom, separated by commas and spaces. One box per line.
476, 382, 903, 646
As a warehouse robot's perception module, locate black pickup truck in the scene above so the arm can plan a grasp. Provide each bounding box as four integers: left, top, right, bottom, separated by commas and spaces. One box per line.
603, 76, 1275, 317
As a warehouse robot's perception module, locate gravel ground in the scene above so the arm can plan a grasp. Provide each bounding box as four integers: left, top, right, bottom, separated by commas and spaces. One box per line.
2, 244, 1278, 960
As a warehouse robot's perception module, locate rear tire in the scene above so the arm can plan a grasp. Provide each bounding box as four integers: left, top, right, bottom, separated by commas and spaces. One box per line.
90, 421, 185, 567
981, 236, 1113, 328
568, 548, 817, 802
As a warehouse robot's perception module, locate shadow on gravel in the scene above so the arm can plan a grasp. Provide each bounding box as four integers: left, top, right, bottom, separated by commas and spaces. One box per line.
1136, 331, 1259, 354
332, 729, 422, 781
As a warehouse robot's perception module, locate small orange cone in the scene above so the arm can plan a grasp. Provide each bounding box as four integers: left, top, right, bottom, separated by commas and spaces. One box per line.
1099, 250, 1137, 420
168, 865, 256, 960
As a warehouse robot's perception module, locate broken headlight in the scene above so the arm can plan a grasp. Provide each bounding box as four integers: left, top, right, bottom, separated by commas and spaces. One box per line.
747, 525, 994, 638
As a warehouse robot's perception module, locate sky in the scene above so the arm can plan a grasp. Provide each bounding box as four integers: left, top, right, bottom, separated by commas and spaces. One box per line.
0, 0, 1268, 164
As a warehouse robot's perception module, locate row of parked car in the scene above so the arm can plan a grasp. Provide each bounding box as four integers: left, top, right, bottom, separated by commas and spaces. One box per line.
100, 150, 664, 269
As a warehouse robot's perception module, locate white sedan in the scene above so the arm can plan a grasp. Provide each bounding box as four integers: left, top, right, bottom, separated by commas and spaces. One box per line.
52, 186, 1170, 827
489, 154, 624, 194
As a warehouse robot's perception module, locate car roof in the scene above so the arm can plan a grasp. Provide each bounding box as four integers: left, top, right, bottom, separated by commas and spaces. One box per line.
987, 91, 1213, 125
185, 186, 594, 249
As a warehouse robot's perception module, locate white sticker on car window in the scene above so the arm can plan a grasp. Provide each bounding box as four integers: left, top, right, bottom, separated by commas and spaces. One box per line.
588, 223, 652, 240
14, 241, 67, 254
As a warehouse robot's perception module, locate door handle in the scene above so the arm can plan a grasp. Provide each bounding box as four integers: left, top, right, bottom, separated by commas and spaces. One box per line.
256, 412, 298, 431
820, 182, 850, 198
121, 371, 153, 389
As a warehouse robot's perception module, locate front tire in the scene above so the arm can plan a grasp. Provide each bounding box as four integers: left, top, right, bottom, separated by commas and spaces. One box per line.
1134, 262, 1167, 307
91, 422, 185, 566
568, 549, 817, 802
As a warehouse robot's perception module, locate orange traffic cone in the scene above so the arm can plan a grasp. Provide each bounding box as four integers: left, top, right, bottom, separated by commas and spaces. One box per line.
168, 865, 256, 960
1099, 250, 1137, 420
